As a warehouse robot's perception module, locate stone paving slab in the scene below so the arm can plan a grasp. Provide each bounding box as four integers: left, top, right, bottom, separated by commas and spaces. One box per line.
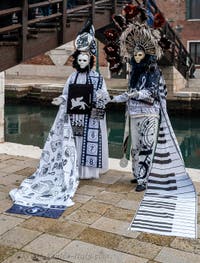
116, 198, 140, 210
21, 217, 87, 239
0, 200, 11, 214
0, 246, 17, 262
117, 238, 162, 260
94, 191, 126, 205
65, 209, 101, 225
55, 240, 148, 263
76, 185, 105, 196
0, 171, 7, 177
91, 216, 139, 238
0, 214, 25, 236
0, 191, 8, 201
0, 227, 41, 249
0, 183, 18, 193
0, 153, 200, 263
81, 200, 112, 215
77, 227, 124, 250
155, 247, 200, 263
73, 194, 92, 204
93, 172, 123, 184
170, 236, 200, 255
104, 206, 135, 222
0, 173, 25, 186
0, 251, 68, 263
137, 233, 175, 247
23, 233, 71, 258
15, 167, 36, 177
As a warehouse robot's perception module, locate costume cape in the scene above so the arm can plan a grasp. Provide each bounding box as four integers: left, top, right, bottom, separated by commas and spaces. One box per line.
7, 104, 79, 218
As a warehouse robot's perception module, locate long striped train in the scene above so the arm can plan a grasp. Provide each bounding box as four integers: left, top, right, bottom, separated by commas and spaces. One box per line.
130, 76, 197, 238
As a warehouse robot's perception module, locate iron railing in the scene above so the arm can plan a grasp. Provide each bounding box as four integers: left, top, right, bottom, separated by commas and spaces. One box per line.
134, 0, 195, 78
0, 0, 119, 68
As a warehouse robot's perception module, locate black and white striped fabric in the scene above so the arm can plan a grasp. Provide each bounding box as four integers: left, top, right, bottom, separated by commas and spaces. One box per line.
131, 77, 197, 238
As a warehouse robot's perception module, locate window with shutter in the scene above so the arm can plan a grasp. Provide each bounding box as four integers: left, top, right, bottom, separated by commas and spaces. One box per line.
187, 0, 200, 19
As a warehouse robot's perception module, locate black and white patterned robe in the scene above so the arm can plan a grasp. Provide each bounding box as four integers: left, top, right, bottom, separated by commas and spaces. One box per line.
61, 70, 110, 179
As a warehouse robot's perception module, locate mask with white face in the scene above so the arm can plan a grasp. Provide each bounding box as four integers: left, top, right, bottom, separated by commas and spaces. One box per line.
134, 49, 145, 63
77, 53, 90, 69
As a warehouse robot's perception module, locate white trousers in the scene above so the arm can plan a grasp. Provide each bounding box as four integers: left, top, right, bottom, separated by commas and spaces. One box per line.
130, 115, 159, 185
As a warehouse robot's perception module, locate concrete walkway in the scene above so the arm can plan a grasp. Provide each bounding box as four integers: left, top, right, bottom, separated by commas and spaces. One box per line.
5, 75, 200, 114
5, 75, 200, 95
5, 75, 129, 95
0, 143, 200, 263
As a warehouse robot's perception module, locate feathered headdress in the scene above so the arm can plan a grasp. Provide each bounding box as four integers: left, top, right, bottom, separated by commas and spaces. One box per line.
120, 22, 163, 61
103, 3, 167, 73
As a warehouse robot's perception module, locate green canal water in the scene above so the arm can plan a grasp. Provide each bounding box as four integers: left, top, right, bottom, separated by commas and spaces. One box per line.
4, 104, 200, 169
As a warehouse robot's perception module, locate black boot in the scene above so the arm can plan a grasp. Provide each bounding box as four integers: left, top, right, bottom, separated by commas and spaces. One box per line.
135, 183, 146, 192
130, 178, 137, 184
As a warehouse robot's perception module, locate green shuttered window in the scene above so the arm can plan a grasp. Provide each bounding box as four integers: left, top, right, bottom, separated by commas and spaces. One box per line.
186, 0, 200, 19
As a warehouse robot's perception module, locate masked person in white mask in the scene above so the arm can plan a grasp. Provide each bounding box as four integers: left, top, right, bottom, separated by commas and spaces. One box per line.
8, 21, 110, 219
52, 22, 110, 180
103, 3, 197, 239
112, 44, 160, 192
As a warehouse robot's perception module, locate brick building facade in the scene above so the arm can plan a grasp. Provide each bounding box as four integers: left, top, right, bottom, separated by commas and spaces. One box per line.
156, 0, 200, 67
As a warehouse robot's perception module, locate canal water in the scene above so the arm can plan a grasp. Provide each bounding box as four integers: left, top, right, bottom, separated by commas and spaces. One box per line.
4, 104, 200, 169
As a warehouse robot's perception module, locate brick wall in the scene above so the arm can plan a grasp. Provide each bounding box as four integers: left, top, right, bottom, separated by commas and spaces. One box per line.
156, 0, 200, 48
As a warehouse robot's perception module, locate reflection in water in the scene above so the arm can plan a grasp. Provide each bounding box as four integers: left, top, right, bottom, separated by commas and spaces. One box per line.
170, 116, 200, 169
5, 105, 57, 148
4, 104, 200, 169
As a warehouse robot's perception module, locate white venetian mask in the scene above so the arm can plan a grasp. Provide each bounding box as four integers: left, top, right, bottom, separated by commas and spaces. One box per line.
77, 53, 90, 69
134, 50, 145, 63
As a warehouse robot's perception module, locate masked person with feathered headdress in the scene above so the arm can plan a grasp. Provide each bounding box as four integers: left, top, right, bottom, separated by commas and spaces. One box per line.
112, 19, 163, 192
107, 3, 197, 239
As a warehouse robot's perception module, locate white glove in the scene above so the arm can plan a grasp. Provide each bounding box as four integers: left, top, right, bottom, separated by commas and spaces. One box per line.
96, 90, 111, 106
111, 96, 117, 102
96, 90, 104, 100
51, 97, 64, 106
125, 91, 138, 98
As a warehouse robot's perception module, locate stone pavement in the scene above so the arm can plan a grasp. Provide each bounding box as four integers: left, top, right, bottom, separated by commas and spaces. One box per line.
0, 153, 200, 263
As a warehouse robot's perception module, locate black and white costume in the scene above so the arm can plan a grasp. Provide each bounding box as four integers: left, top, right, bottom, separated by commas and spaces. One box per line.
60, 69, 109, 179
8, 20, 110, 218
113, 55, 161, 188
108, 4, 197, 238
